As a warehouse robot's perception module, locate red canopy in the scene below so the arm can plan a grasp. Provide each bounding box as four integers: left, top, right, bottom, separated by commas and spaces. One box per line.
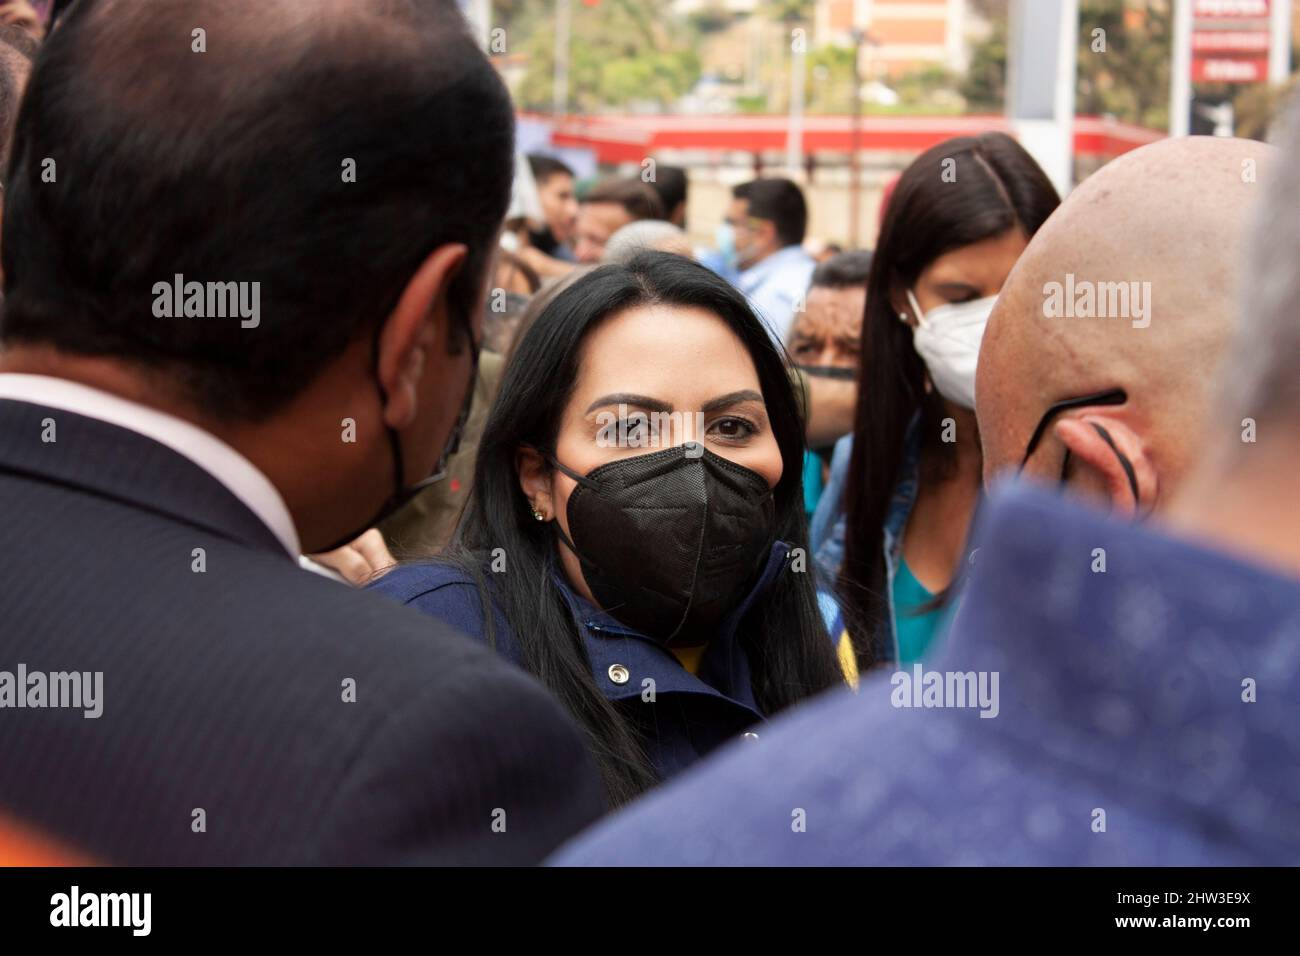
534, 112, 1163, 165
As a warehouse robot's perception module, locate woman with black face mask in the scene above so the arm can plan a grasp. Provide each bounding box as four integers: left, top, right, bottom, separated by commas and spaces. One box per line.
370, 252, 844, 807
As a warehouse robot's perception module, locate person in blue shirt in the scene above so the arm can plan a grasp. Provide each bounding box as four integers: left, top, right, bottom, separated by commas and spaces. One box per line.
371, 252, 844, 807
816, 133, 1060, 676
714, 178, 816, 346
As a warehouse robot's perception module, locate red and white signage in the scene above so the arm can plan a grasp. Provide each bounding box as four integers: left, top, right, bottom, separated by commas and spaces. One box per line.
1193, 0, 1269, 18
1192, 56, 1268, 81
1191, 30, 1271, 51
1191, 0, 1273, 84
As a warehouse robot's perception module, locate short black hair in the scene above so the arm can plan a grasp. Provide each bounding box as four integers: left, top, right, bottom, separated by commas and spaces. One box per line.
0, 23, 36, 173
811, 250, 874, 289
734, 178, 808, 247
527, 153, 574, 187
1, 0, 514, 422
649, 164, 687, 217
582, 177, 664, 222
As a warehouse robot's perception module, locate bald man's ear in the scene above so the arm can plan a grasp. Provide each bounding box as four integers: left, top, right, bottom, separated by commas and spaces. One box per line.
1055, 416, 1158, 518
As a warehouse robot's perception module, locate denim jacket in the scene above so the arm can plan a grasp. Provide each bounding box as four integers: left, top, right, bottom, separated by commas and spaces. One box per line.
370, 541, 795, 782
810, 417, 923, 664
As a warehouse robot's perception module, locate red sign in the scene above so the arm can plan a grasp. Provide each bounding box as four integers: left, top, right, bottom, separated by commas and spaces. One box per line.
1191, 0, 1272, 84
1192, 30, 1272, 51
1191, 55, 1268, 82
1193, 0, 1269, 18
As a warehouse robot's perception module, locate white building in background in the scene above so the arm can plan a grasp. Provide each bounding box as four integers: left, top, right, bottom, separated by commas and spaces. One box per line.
815, 0, 970, 77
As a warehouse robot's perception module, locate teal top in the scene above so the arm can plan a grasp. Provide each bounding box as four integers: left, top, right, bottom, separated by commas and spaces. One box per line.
801, 449, 824, 519
892, 556, 944, 663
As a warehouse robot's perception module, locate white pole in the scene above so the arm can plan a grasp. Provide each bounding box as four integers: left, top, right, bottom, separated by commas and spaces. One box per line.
1006, 0, 1078, 197
786, 36, 806, 175
1170, 0, 1193, 137
456, 0, 491, 49
1270, 0, 1292, 85
472, 0, 491, 49
1054, 0, 1079, 193
554, 0, 572, 118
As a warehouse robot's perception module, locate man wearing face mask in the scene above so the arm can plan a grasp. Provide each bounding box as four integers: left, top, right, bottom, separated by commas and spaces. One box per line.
0, 0, 603, 865
788, 250, 872, 375
714, 178, 817, 346
788, 250, 871, 520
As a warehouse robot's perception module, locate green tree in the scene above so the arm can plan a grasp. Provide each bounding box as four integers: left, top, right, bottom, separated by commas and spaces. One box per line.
806, 44, 857, 114
961, 14, 1007, 112
961, 0, 1172, 127
894, 64, 962, 112
515, 0, 701, 113
763, 0, 814, 24
1076, 0, 1172, 129
491, 0, 530, 25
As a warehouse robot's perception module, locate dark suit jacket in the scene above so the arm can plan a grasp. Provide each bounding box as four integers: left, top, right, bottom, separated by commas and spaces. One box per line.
0, 398, 606, 865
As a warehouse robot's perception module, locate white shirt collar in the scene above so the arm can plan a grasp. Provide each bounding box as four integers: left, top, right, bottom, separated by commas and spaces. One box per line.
0, 373, 300, 557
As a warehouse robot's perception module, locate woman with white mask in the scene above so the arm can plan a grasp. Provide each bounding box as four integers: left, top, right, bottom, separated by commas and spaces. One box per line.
811, 132, 1059, 679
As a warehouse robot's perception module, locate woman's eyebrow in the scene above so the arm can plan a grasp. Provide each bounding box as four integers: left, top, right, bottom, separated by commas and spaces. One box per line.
583, 393, 672, 415
932, 280, 980, 297
701, 389, 764, 413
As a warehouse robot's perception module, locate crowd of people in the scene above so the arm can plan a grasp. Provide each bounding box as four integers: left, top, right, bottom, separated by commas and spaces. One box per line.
0, 0, 1296, 867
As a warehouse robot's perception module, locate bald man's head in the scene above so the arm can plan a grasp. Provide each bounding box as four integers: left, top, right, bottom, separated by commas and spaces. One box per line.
977, 135, 1276, 516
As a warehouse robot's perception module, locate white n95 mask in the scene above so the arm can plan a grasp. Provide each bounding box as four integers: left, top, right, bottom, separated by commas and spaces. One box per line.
904, 289, 996, 410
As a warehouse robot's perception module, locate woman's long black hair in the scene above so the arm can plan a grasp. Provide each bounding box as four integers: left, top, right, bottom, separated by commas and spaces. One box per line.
447, 251, 844, 806
837, 132, 1060, 670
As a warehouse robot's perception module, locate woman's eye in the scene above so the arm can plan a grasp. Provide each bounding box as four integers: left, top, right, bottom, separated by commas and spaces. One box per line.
708, 417, 756, 442
620, 418, 649, 441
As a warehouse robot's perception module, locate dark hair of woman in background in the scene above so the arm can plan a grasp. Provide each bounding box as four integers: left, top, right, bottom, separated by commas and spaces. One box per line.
828, 132, 1060, 671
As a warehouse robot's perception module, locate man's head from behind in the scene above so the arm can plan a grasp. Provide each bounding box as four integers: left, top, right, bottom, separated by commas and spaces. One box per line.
573, 177, 663, 263
601, 219, 692, 265
649, 163, 688, 228
0, 0, 515, 550
977, 135, 1277, 517
727, 178, 807, 270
